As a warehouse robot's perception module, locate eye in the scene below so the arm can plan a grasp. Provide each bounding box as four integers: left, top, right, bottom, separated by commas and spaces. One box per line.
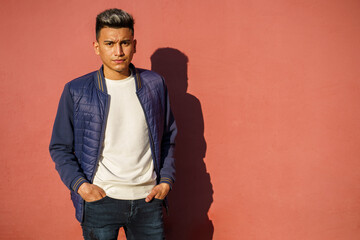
122, 41, 130, 46
105, 42, 113, 46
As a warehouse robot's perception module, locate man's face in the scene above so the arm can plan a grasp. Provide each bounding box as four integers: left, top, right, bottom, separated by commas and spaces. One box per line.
94, 27, 136, 80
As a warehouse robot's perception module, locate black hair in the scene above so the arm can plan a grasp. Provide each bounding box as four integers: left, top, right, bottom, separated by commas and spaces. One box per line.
96, 8, 134, 40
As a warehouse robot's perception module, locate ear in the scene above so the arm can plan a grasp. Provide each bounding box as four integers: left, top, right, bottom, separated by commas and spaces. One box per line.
93, 41, 100, 55
133, 39, 137, 53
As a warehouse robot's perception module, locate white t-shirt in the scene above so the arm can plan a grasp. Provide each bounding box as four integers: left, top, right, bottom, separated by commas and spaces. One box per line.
92, 73, 156, 199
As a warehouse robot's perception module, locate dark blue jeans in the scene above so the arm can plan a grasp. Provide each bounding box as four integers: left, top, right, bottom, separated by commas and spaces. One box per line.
81, 196, 164, 240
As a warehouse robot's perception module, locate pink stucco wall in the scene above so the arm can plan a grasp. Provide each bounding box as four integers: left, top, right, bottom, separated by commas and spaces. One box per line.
1, 0, 360, 239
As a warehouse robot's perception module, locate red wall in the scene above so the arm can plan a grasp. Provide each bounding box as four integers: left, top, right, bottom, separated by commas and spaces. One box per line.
1, 0, 360, 239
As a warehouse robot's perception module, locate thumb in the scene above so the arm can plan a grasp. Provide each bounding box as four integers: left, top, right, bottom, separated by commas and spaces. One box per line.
95, 185, 106, 197
100, 189, 106, 197
145, 188, 157, 202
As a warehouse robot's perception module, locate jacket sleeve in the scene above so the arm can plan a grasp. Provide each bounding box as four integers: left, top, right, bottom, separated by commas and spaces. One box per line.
159, 80, 177, 188
49, 83, 89, 193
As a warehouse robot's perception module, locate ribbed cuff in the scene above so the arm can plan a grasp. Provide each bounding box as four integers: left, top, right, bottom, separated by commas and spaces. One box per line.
71, 176, 89, 193
159, 177, 174, 189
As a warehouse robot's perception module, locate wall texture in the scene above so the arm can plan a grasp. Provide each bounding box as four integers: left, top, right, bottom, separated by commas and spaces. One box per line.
1, 0, 360, 239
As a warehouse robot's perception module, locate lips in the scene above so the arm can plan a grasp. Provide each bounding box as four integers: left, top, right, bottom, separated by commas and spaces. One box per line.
113, 59, 125, 63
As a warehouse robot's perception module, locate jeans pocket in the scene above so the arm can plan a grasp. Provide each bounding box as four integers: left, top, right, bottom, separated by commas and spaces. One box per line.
85, 196, 108, 205
153, 198, 164, 206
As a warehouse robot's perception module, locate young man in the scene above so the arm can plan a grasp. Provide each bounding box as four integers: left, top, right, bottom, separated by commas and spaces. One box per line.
49, 8, 177, 240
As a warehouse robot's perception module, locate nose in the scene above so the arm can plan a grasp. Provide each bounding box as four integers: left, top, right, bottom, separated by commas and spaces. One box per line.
114, 43, 124, 56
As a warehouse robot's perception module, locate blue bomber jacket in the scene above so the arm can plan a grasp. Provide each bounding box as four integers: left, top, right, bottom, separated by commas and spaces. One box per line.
49, 64, 177, 222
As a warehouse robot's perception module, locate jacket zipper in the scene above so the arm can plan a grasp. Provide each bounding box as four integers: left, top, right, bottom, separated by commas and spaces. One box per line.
136, 93, 168, 214
136, 93, 159, 179
92, 93, 110, 182
81, 92, 109, 222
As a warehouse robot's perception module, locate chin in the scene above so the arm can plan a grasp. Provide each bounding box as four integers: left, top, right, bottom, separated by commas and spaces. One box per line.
115, 68, 127, 73
114, 63, 128, 69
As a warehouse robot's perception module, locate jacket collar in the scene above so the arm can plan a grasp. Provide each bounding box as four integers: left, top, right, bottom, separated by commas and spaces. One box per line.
95, 63, 142, 93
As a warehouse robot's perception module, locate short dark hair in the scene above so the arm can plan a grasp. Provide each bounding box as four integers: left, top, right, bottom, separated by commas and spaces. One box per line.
96, 8, 134, 40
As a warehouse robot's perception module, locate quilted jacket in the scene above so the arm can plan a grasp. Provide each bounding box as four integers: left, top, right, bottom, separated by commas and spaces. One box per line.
49, 64, 177, 222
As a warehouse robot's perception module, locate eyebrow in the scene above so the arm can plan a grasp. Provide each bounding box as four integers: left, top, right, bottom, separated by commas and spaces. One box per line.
103, 40, 132, 45
103, 38, 131, 42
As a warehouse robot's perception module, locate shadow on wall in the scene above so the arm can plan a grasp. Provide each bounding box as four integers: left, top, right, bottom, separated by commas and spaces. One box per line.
151, 48, 214, 240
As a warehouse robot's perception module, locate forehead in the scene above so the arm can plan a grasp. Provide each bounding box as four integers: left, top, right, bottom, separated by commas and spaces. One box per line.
98, 27, 133, 40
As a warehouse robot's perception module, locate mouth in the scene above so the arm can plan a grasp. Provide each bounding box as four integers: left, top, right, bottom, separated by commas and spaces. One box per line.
113, 59, 125, 64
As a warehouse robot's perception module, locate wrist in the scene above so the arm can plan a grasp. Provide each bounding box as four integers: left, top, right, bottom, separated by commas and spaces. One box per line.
71, 176, 89, 193
77, 182, 91, 194
159, 177, 174, 189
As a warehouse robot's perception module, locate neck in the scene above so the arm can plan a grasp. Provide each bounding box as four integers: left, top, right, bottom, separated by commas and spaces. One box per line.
103, 67, 131, 80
